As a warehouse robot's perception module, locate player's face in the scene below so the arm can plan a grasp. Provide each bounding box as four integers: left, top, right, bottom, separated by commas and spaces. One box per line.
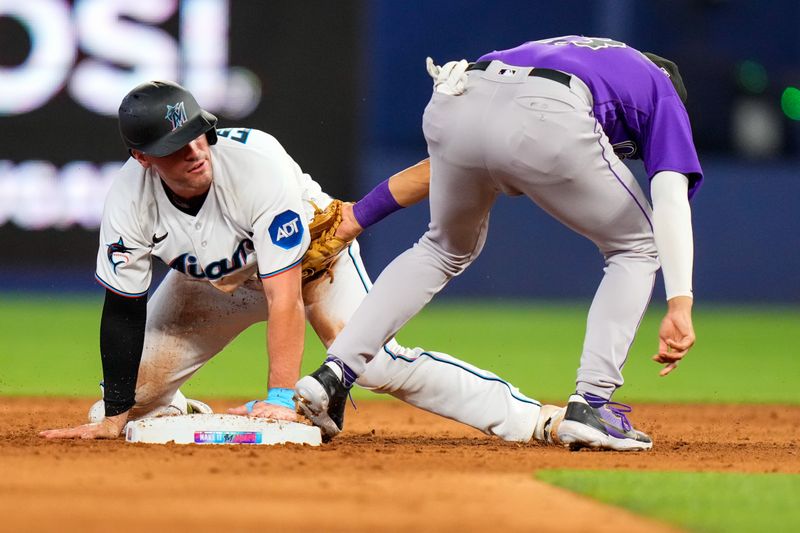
134, 134, 213, 199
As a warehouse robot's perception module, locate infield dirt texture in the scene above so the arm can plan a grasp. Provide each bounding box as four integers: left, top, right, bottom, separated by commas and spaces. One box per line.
2, 397, 798, 532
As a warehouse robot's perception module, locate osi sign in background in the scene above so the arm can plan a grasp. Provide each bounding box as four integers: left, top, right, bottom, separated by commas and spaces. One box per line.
0, 0, 358, 264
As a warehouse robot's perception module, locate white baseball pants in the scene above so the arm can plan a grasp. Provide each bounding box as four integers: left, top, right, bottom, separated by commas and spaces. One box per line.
131, 239, 540, 441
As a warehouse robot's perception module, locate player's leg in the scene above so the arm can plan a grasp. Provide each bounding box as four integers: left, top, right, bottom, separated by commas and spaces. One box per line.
491, 75, 657, 449
297, 81, 534, 437
361, 341, 544, 442
303, 240, 548, 442
501, 85, 658, 397
547, 155, 657, 451
530, 165, 657, 450
128, 271, 267, 418
515, 165, 658, 400
324, 160, 495, 374
326, 115, 499, 377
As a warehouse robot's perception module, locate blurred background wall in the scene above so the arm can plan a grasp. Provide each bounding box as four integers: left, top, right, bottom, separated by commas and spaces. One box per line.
1, 0, 797, 302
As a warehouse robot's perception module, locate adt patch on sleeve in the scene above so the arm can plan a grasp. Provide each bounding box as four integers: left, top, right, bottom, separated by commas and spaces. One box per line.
269, 210, 304, 249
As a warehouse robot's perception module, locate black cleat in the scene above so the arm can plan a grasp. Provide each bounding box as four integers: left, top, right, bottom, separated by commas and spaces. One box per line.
294, 365, 349, 441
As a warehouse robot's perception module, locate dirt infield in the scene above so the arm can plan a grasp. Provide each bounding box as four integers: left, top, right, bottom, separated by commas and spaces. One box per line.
2, 398, 798, 532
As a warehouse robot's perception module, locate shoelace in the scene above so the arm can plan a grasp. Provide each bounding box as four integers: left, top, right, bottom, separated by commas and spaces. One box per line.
603, 402, 633, 432
584, 393, 633, 432
324, 357, 358, 411
348, 391, 357, 411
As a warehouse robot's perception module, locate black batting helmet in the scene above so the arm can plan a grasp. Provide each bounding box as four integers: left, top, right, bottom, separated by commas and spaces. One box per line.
643, 52, 688, 104
118, 80, 218, 157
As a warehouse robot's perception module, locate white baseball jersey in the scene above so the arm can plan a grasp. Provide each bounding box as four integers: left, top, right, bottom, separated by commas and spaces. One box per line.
94, 127, 542, 443
95, 128, 330, 296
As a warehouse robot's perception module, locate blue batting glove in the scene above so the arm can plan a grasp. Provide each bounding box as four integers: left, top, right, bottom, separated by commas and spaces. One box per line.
266, 387, 295, 409
244, 399, 262, 414
244, 388, 295, 413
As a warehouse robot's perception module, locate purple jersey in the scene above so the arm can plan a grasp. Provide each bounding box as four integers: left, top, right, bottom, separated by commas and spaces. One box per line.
479, 36, 703, 198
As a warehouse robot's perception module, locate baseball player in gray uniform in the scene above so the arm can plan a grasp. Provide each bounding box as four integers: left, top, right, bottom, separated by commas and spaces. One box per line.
40, 80, 565, 444
296, 36, 701, 451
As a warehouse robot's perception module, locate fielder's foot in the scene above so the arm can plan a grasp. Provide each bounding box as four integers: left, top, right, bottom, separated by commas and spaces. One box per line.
294, 365, 349, 441
533, 404, 566, 445
557, 393, 653, 451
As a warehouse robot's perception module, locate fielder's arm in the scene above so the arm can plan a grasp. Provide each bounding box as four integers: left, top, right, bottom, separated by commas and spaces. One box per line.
387, 158, 431, 206
336, 159, 431, 240
40, 290, 144, 439
650, 170, 696, 376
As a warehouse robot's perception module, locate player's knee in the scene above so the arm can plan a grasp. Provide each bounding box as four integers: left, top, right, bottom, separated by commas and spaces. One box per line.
637, 240, 659, 262
605, 248, 660, 273
602, 234, 658, 259
420, 236, 479, 276
639, 234, 659, 257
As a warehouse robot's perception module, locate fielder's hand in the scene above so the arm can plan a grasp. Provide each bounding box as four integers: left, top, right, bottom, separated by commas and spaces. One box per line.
652, 296, 695, 376
334, 202, 363, 242
228, 401, 298, 422
39, 412, 128, 440
426, 57, 469, 95
302, 199, 351, 282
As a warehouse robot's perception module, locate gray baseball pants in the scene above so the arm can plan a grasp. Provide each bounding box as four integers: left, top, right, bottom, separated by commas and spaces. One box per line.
329, 61, 659, 400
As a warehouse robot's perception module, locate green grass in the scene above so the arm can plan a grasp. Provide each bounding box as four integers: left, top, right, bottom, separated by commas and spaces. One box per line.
536, 469, 800, 533
3, 295, 798, 531
399, 301, 800, 404
1, 294, 799, 403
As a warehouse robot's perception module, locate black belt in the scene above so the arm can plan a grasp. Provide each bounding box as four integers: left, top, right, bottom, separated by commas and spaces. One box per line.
466, 60, 571, 88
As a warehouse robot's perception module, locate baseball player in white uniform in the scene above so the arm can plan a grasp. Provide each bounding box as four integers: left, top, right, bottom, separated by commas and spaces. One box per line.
40, 80, 564, 443
296, 36, 701, 451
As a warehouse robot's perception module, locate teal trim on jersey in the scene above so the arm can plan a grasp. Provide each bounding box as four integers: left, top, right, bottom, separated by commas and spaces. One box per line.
346, 244, 538, 407
258, 257, 302, 279
94, 273, 148, 298
347, 244, 370, 293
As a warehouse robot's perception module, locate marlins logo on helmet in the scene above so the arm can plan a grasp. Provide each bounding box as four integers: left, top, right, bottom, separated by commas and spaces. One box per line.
165, 102, 187, 130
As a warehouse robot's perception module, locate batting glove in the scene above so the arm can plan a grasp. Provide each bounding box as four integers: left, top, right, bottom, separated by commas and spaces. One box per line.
426, 57, 469, 96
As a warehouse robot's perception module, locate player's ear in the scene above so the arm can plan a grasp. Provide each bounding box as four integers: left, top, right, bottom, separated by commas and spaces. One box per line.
130, 149, 151, 168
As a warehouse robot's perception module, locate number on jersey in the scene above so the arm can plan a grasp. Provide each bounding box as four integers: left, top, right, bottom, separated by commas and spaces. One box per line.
537, 36, 627, 51
217, 128, 251, 144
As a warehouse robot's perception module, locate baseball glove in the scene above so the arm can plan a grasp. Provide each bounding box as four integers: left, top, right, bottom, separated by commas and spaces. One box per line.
302, 199, 349, 282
